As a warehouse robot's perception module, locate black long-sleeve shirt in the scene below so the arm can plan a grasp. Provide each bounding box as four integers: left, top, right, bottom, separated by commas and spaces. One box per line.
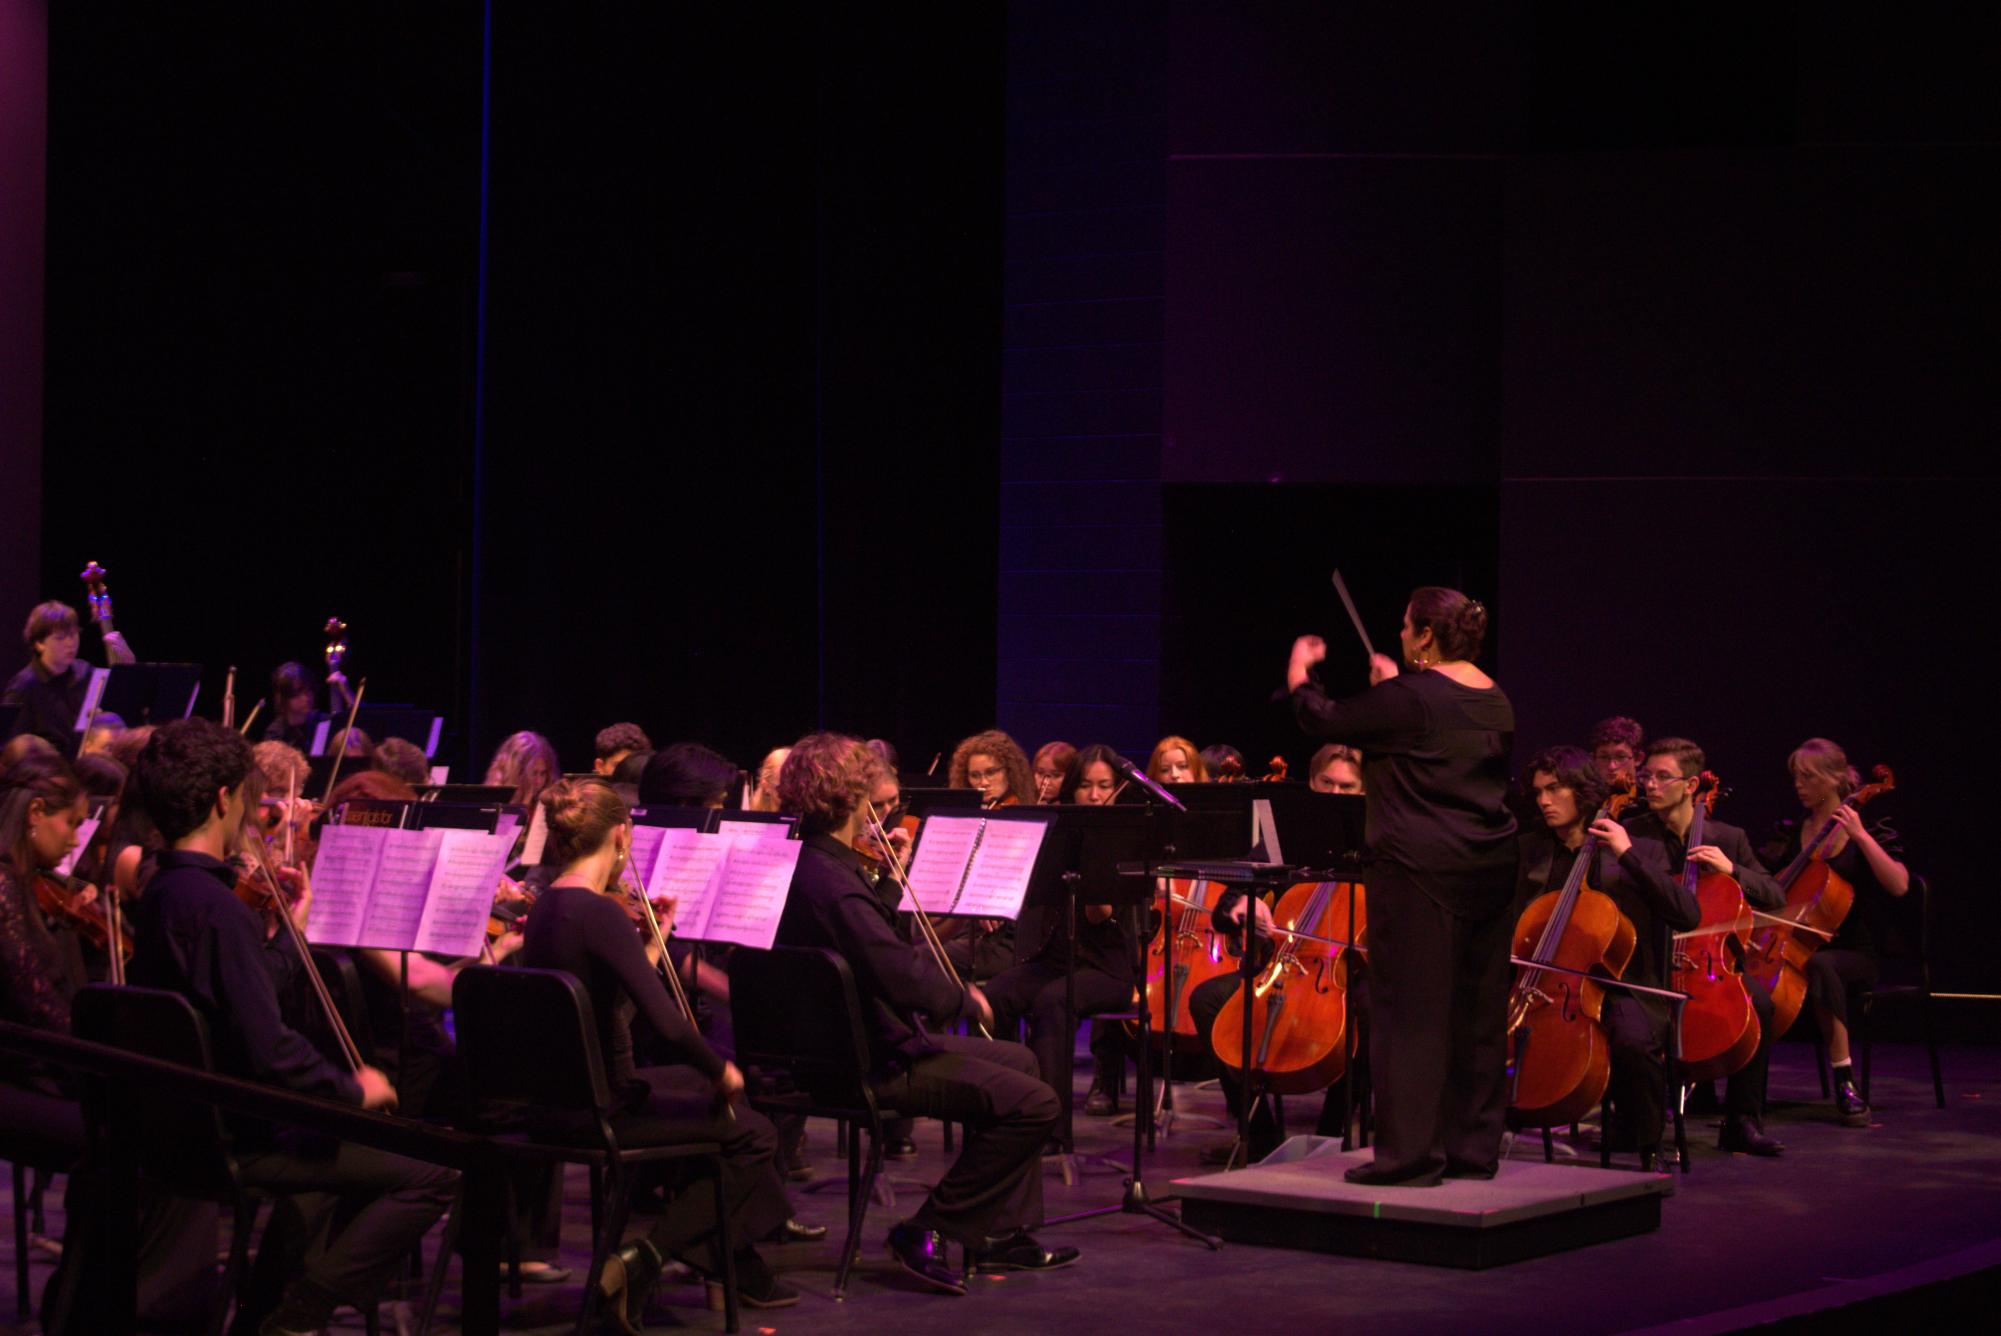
774, 833, 978, 1072
1622, 810, 1782, 910
3, 661, 91, 756
128, 849, 362, 1106
0, 863, 86, 1091
1292, 671, 1518, 910
518, 882, 724, 1087
1764, 816, 1907, 959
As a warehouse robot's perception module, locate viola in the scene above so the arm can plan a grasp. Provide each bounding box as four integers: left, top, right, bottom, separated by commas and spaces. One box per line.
1669, 774, 1761, 1082
1506, 790, 1638, 1128
1742, 766, 1895, 1040
1141, 877, 1238, 1040
1210, 878, 1366, 1095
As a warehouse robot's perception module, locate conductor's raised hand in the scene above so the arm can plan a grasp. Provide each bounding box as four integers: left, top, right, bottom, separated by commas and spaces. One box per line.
1287, 634, 1328, 691
1368, 652, 1401, 685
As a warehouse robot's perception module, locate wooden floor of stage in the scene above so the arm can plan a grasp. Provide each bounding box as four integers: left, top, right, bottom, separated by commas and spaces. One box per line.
6, 1040, 1999, 1334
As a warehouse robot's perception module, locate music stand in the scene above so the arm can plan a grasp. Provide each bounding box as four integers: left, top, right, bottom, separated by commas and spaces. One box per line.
1037, 804, 1219, 1247
79, 662, 204, 730
350, 704, 445, 757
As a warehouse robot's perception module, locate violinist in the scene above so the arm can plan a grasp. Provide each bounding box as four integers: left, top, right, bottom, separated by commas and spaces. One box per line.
746, 745, 789, 811
1777, 738, 1910, 1128
371, 735, 431, 790
126, 719, 455, 1336
772, 733, 1073, 1293
1030, 740, 1075, 804
1622, 738, 1786, 1156
1199, 743, 1245, 780
1147, 735, 1207, 785
1309, 742, 1365, 795
1589, 716, 1645, 790
1519, 747, 1695, 1168
949, 729, 1031, 808
1287, 586, 1517, 1186
983, 745, 1138, 1115
483, 729, 560, 811
4, 601, 134, 755
593, 721, 653, 777
518, 777, 799, 1313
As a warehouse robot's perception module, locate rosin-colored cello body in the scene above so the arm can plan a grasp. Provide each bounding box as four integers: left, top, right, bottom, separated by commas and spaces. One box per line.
1210, 880, 1365, 1096
1506, 884, 1636, 1127
1670, 774, 1762, 1083
1143, 877, 1238, 1039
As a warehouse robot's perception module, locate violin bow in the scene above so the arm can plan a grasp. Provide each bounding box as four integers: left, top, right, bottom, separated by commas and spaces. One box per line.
319, 677, 367, 808
865, 799, 995, 1040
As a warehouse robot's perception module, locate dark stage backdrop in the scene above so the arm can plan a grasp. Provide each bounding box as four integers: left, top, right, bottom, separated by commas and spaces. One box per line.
35, 5, 1000, 779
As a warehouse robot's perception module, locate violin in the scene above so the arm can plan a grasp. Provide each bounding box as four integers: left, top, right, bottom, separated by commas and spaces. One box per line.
1210, 878, 1366, 1094
34, 871, 134, 967
1669, 774, 1762, 1082
1260, 756, 1290, 783
1210, 754, 1247, 783
1742, 765, 1896, 1041
1506, 789, 1639, 1128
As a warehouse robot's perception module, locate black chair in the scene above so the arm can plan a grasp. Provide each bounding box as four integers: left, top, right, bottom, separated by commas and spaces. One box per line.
1858, 874, 1946, 1109
4, 1140, 70, 1319
452, 965, 737, 1334
70, 984, 267, 1336
727, 946, 888, 1302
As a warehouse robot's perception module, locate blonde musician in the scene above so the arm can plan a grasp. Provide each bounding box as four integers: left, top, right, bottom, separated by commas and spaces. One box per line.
1308, 742, 1365, 795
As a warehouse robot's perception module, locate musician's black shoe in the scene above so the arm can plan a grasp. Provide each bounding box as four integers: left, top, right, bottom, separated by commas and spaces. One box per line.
1083, 1081, 1117, 1116
732, 1248, 802, 1309
257, 1278, 337, 1335
1718, 1118, 1785, 1156
599, 1238, 662, 1336
885, 1222, 966, 1295
973, 1229, 1081, 1273
766, 1217, 829, 1244
1343, 1160, 1442, 1188
1835, 1078, 1872, 1128
885, 1136, 920, 1160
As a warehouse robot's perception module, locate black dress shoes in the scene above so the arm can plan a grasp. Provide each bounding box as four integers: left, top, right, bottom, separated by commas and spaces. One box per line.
885, 1222, 967, 1295
599, 1238, 663, 1336
1717, 1118, 1785, 1157
1083, 1082, 1118, 1116
973, 1228, 1081, 1273
1343, 1160, 1443, 1188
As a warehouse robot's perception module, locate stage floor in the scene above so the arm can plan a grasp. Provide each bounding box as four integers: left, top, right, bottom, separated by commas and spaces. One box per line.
5, 1040, 1998, 1334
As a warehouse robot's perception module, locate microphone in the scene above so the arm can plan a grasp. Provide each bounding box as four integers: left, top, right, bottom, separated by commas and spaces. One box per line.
1109, 753, 1188, 811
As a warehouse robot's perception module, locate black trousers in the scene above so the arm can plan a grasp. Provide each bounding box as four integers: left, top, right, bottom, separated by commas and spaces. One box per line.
230, 1133, 459, 1331
627, 1066, 786, 1272
1364, 866, 1512, 1182
982, 958, 1134, 1093
1601, 994, 1669, 1151
873, 1034, 1058, 1248
1724, 971, 1776, 1123
1804, 947, 1879, 1031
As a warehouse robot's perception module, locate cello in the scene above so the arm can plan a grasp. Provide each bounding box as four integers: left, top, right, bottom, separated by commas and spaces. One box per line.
1506, 790, 1637, 1128
1669, 774, 1761, 1082
1142, 877, 1237, 1039
1742, 766, 1896, 1039
1209, 877, 1366, 1095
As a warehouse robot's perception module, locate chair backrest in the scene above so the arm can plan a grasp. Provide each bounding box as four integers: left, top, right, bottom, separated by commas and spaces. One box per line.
452, 965, 614, 1133
71, 984, 242, 1200
727, 947, 873, 1110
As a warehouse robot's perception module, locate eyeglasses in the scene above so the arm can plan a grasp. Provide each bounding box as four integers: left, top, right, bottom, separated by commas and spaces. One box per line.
966, 767, 1006, 784
1637, 769, 1689, 787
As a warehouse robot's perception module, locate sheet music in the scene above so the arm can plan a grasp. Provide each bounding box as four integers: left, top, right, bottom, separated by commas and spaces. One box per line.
518, 802, 549, 868
717, 816, 791, 844
74, 669, 110, 732
428, 765, 450, 785
900, 814, 983, 913
306, 824, 387, 948
414, 828, 511, 957
55, 817, 101, 879
628, 822, 670, 885
953, 819, 1048, 919
696, 836, 801, 950
310, 719, 331, 757
644, 828, 730, 939
364, 828, 445, 949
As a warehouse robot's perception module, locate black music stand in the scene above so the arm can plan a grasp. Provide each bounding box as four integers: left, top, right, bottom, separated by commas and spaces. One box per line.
83, 662, 204, 730
1039, 805, 1219, 1247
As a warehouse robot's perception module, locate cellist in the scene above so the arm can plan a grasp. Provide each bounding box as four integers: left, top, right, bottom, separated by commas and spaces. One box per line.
1621, 737, 1786, 1156
1517, 746, 1695, 1168
1773, 738, 1909, 1129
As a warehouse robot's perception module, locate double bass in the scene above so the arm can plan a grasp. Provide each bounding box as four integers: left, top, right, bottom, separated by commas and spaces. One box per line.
1742, 766, 1896, 1039
1209, 877, 1366, 1095
1506, 791, 1637, 1128
1669, 774, 1761, 1082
